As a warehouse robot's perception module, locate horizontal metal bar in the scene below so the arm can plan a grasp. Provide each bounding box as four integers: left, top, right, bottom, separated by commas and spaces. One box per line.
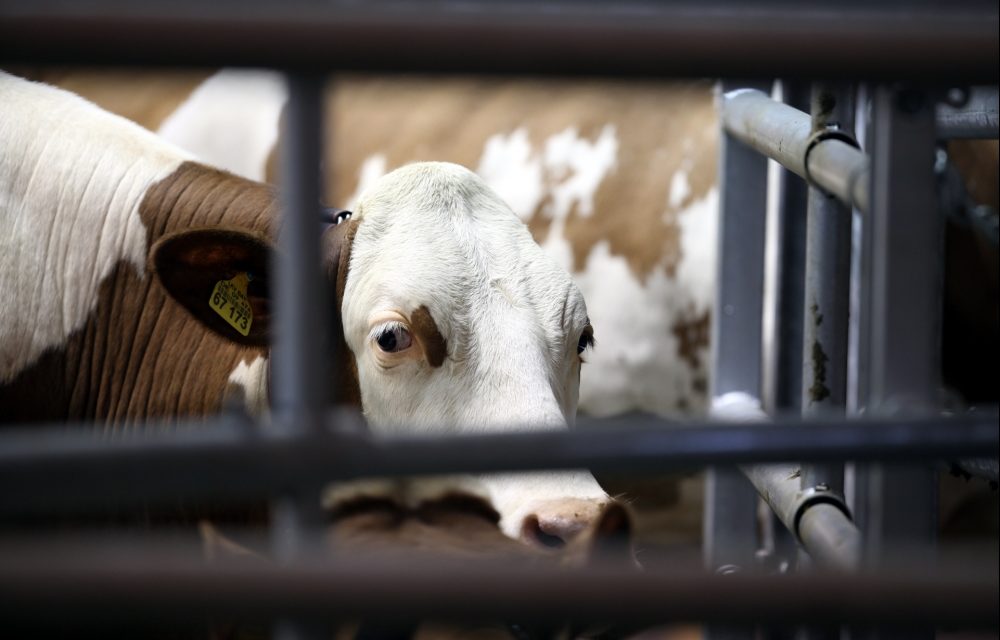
0, 549, 995, 629
937, 86, 1000, 139
0, 412, 995, 517
743, 464, 861, 571
721, 88, 871, 213
0, 2, 996, 80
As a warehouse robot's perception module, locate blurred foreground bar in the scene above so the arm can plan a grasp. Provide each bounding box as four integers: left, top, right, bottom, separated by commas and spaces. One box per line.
0, 1, 996, 81
0, 548, 996, 629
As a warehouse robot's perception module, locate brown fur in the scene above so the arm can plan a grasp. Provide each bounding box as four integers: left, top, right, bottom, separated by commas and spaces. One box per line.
324, 218, 364, 407
411, 305, 448, 368
0, 162, 275, 425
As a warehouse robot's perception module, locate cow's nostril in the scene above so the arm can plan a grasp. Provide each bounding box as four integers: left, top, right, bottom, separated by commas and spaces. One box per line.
521, 515, 567, 549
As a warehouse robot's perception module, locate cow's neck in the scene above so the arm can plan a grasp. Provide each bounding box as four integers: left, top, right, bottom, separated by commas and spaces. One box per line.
137, 161, 278, 421
1, 162, 276, 426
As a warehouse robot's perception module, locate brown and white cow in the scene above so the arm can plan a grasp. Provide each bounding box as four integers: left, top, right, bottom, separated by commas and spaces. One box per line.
8, 69, 726, 548
0, 71, 626, 547
34, 68, 720, 420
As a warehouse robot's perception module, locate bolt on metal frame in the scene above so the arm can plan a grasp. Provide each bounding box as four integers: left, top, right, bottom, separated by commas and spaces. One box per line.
0, 0, 998, 636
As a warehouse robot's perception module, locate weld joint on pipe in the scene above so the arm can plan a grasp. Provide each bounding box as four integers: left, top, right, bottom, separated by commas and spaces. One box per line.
791, 485, 853, 540
803, 127, 860, 193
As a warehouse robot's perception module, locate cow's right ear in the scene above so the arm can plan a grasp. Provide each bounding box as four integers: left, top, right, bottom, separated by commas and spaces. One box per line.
150, 228, 273, 347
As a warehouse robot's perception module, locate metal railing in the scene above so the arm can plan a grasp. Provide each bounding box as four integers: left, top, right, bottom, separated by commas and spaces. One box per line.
1, 1, 998, 637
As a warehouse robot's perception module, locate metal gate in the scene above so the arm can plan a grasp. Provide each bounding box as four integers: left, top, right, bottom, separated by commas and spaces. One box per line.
1, 2, 998, 638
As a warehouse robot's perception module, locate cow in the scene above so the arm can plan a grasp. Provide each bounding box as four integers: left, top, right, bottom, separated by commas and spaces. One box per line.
28, 70, 718, 543
27, 68, 720, 421
0, 70, 628, 548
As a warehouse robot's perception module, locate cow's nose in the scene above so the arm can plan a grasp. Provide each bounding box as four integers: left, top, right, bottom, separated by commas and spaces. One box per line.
520, 498, 626, 549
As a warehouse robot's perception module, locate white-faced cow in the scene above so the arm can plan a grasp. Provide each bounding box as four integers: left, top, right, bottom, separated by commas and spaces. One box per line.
32, 68, 721, 420
0, 71, 626, 547
3, 69, 732, 547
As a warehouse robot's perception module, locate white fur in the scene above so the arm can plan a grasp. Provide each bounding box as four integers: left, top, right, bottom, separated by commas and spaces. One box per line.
156, 69, 285, 182
343, 162, 610, 536
472, 127, 716, 416
0, 72, 187, 383
227, 356, 270, 416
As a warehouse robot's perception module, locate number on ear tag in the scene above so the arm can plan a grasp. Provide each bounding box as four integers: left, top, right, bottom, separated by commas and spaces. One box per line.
209, 272, 253, 337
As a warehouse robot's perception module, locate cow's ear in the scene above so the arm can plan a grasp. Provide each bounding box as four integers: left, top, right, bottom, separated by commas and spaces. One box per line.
150, 228, 273, 347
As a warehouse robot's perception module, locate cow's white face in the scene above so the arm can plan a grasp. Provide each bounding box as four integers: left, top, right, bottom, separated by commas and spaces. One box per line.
344, 162, 590, 431
342, 162, 612, 540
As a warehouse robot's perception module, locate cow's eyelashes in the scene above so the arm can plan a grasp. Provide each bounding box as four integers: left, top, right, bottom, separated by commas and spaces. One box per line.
577, 326, 595, 357
372, 323, 413, 353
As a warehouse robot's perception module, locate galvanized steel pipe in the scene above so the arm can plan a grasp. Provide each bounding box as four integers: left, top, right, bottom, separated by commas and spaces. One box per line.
721, 89, 870, 213
742, 464, 862, 571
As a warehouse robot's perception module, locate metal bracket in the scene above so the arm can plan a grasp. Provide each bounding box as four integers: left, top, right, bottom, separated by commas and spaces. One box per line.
790, 483, 853, 540
803, 126, 861, 193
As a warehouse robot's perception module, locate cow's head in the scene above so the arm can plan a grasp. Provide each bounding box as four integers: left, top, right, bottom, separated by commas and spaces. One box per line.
151, 162, 629, 549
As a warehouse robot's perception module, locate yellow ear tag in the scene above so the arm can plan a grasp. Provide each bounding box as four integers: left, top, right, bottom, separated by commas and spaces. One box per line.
209, 272, 253, 337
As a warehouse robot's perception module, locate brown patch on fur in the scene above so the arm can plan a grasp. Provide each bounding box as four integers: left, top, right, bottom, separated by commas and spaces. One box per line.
326, 76, 717, 281
138, 161, 276, 238
324, 218, 363, 407
22, 67, 212, 131
671, 309, 711, 371
411, 305, 448, 368
1, 162, 275, 425
0, 260, 264, 426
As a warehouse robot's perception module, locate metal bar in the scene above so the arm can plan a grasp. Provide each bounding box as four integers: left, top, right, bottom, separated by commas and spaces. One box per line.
764, 81, 810, 416
794, 87, 857, 640
760, 82, 811, 596
721, 89, 870, 214
273, 72, 328, 426
0, 413, 995, 517
706, 77, 772, 640
862, 86, 944, 640
743, 464, 861, 572
1, 552, 994, 629
801, 83, 855, 494
0, 3, 996, 80
274, 72, 328, 640
936, 86, 1000, 139
845, 84, 874, 532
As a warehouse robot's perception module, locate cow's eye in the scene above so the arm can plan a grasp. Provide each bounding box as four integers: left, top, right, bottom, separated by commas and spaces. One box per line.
577, 327, 595, 356
375, 324, 413, 353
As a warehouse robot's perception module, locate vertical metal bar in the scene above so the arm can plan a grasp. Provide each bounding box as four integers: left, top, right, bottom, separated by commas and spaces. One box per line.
766, 80, 810, 416
799, 85, 857, 640
761, 82, 808, 619
273, 72, 330, 426
801, 83, 855, 493
273, 72, 329, 640
845, 85, 872, 533
705, 79, 772, 640
862, 84, 942, 640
